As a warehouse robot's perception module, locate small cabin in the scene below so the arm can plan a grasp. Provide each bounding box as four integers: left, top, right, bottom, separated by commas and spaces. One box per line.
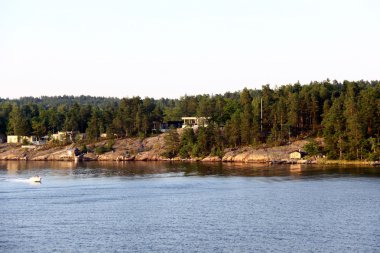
289, 150, 307, 159
52, 131, 73, 142
7, 135, 37, 144
52, 131, 85, 142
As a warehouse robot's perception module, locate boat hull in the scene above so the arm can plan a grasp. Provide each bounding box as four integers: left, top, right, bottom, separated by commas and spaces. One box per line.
29, 176, 41, 183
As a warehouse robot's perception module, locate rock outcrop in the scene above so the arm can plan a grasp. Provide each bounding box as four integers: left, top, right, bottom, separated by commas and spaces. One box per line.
0, 135, 308, 163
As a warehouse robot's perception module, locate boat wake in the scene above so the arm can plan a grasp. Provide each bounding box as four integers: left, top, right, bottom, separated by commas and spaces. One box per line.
8, 178, 29, 183
7, 177, 42, 184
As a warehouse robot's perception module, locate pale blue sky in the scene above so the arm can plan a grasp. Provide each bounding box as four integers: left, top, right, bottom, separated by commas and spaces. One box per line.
0, 0, 379, 98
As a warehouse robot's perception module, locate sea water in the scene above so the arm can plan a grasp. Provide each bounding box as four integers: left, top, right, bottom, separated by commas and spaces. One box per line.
0, 161, 379, 252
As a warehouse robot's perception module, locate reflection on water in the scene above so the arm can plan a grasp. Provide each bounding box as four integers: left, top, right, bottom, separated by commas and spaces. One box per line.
1, 161, 379, 252
1, 160, 379, 179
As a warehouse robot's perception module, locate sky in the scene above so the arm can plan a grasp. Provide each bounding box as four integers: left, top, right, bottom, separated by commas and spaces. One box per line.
0, 0, 379, 99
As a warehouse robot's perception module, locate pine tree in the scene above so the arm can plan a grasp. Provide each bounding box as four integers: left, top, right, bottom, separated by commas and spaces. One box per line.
163, 128, 180, 158
344, 82, 364, 159
322, 96, 346, 159
179, 128, 195, 158
86, 109, 100, 141
8, 104, 31, 136
240, 88, 253, 145
225, 111, 241, 147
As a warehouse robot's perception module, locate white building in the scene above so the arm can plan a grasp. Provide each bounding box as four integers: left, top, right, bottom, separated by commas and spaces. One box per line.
7, 135, 38, 144
52, 131, 74, 142
181, 117, 210, 129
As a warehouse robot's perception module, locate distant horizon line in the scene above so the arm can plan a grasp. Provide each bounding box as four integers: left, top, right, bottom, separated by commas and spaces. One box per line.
1, 78, 378, 100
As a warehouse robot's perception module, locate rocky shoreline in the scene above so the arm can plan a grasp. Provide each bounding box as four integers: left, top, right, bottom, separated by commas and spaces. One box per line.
0, 135, 378, 166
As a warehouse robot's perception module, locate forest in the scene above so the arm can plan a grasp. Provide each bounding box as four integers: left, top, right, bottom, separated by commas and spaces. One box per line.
0, 79, 379, 160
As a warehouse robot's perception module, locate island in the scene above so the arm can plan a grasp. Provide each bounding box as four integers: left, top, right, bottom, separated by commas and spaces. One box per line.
0, 79, 379, 165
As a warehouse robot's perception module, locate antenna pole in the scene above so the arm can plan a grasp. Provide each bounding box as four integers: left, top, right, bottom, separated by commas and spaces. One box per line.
260, 97, 263, 133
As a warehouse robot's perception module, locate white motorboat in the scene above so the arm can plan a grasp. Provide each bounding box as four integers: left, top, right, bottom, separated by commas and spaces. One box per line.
29, 176, 42, 183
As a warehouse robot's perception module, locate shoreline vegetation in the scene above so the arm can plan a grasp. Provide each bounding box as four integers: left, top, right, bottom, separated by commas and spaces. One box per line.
0, 134, 379, 166
0, 79, 380, 164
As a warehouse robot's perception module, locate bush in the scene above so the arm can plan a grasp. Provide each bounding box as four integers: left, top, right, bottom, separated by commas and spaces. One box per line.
366, 152, 380, 161
95, 145, 111, 155
162, 128, 180, 158
80, 145, 88, 154
304, 139, 322, 157
107, 139, 115, 150
210, 146, 223, 158
179, 144, 192, 159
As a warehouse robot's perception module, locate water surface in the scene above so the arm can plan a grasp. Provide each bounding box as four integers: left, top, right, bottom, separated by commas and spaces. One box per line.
1, 161, 379, 252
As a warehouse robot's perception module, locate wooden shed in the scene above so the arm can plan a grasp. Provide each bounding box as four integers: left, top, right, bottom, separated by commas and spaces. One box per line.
289, 150, 307, 159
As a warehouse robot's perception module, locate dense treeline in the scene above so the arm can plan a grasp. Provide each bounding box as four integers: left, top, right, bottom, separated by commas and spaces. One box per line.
1, 79, 379, 160
7, 95, 120, 108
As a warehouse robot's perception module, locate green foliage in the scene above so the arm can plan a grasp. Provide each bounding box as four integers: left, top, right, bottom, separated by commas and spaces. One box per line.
95, 145, 111, 155
8, 104, 32, 136
303, 140, 322, 157
366, 151, 380, 161
224, 111, 241, 147
240, 88, 253, 145
21, 138, 29, 145
162, 128, 180, 158
0, 80, 379, 160
107, 139, 115, 150
95, 146, 109, 155
192, 127, 209, 157
178, 145, 191, 158
322, 96, 346, 159
179, 128, 195, 158
94, 139, 114, 155
210, 146, 223, 158
86, 109, 101, 141
81, 145, 88, 154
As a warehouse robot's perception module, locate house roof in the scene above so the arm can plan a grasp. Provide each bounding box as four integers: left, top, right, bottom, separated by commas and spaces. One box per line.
181, 116, 210, 120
